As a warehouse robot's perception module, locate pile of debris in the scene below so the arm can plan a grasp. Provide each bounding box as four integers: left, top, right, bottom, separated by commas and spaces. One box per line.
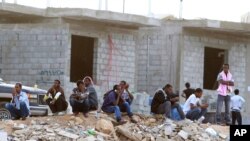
0, 112, 229, 141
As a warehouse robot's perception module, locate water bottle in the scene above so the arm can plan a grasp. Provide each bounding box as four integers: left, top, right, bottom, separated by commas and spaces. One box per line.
164, 123, 172, 136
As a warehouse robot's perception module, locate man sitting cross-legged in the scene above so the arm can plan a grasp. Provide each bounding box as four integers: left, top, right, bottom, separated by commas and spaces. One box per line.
183, 88, 208, 122
69, 80, 90, 117
101, 84, 137, 124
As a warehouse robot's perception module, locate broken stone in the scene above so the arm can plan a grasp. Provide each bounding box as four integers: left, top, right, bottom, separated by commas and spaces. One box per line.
152, 127, 160, 133
156, 136, 165, 141
30, 120, 36, 125
148, 118, 156, 123
75, 117, 83, 124
134, 133, 143, 140
205, 128, 217, 136
218, 133, 227, 139
82, 136, 96, 141
0, 131, 7, 141
46, 128, 54, 133
178, 130, 189, 140
13, 124, 26, 130
58, 130, 79, 139
95, 119, 114, 134
116, 126, 137, 141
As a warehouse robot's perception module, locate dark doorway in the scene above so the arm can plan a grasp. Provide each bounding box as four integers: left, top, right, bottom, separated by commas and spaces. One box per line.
203, 47, 226, 90
70, 35, 95, 82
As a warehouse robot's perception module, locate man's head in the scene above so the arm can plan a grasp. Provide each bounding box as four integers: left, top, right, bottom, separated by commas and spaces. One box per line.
113, 84, 121, 93
223, 64, 229, 73
234, 89, 239, 95
76, 80, 84, 90
53, 80, 60, 88
194, 88, 203, 98
185, 82, 190, 88
83, 76, 93, 87
15, 83, 22, 93
163, 84, 173, 94
119, 80, 127, 90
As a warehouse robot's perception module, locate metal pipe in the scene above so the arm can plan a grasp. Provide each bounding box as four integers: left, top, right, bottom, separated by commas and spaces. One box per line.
122, 0, 125, 13
146, 35, 150, 93
99, 0, 102, 10
179, 0, 183, 19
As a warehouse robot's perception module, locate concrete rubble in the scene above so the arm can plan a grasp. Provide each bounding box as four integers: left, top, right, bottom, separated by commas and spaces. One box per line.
0, 113, 229, 141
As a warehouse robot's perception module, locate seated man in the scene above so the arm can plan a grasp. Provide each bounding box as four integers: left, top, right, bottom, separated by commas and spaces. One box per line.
44, 80, 68, 115
70, 80, 89, 117
151, 84, 185, 120
83, 76, 98, 111
101, 85, 137, 124
119, 80, 134, 105
183, 88, 208, 121
5, 83, 30, 120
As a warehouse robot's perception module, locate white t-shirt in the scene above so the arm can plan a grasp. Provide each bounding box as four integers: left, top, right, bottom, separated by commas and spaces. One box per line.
230, 95, 245, 111
183, 94, 200, 115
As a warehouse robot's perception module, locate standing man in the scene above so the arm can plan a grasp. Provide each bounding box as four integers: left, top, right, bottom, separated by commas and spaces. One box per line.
182, 82, 195, 101
231, 89, 245, 125
183, 88, 208, 121
83, 76, 98, 111
216, 64, 234, 125
5, 83, 30, 120
119, 80, 134, 105
44, 80, 68, 115
70, 80, 89, 117
151, 84, 185, 120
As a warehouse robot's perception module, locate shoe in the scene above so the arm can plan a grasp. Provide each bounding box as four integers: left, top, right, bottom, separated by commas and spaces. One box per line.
83, 113, 88, 118
11, 117, 20, 120
197, 116, 205, 123
52, 112, 58, 116
58, 111, 66, 116
117, 119, 127, 125
130, 117, 137, 123
73, 112, 79, 116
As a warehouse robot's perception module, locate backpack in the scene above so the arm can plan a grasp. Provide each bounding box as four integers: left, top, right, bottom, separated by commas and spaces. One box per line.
103, 90, 113, 100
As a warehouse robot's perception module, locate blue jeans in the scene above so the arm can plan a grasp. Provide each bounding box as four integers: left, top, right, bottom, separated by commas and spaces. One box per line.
5, 102, 29, 118
171, 103, 185, 120
102, 102, 133, 121
70, 98, 89, 113
216, 94, 231, 123
186, 107, 207, 120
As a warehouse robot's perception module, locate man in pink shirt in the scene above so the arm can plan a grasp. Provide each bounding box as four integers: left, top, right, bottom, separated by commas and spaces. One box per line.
216, 64, 234, 125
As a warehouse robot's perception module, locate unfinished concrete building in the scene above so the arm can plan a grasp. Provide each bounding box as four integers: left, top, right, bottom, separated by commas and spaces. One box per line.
1, 3, 250, 123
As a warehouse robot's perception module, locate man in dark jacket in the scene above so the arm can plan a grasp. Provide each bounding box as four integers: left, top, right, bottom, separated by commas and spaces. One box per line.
151, 84, 185, 119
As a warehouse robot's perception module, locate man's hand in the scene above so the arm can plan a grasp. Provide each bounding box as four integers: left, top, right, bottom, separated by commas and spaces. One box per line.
12, 88, 17, 97
201, 103, 209, 109
125, 84, 129, 91
50, 99, 56, 105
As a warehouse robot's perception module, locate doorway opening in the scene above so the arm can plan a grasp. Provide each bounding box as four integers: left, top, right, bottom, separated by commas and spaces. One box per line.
70, 35, 95, 82
203, 47, 227, 90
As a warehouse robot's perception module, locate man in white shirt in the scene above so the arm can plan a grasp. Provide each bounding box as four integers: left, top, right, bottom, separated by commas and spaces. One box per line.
183, 88, 208, 121
231, 89, 245, 125
5, 83, 30, 120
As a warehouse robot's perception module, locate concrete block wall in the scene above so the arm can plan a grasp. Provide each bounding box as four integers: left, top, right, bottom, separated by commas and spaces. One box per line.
181, 34, 249, 123
0, 24, 69, 91
63, 22, 138, 102
137, 26, 182, 95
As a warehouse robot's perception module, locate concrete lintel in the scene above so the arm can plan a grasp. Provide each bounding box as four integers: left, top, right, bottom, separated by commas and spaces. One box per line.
178, 20, 250, 36
0, 3, 161, 27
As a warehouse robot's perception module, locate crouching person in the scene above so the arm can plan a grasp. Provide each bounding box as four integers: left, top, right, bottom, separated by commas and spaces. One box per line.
101, 85, 137, 124
70, 80, 89, 117
183, 88, 208, 122
5, 83, 30, 120
44, 80, 68, 115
